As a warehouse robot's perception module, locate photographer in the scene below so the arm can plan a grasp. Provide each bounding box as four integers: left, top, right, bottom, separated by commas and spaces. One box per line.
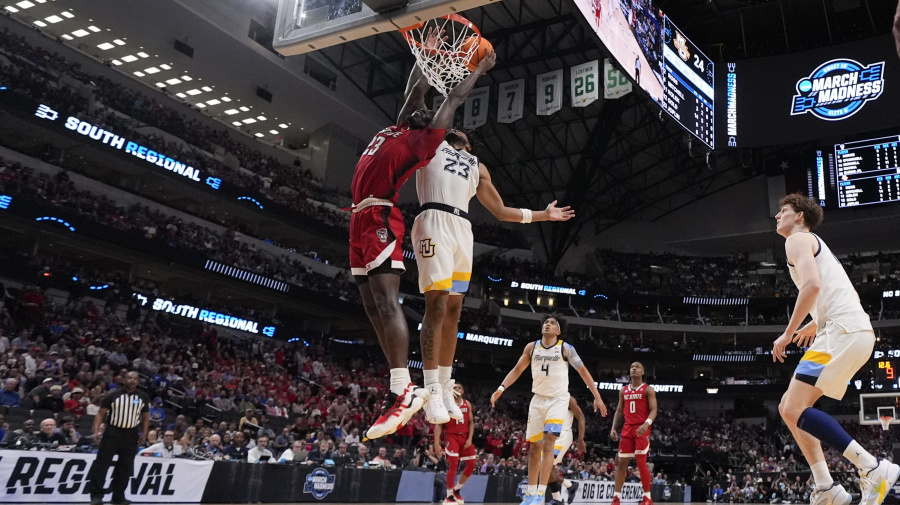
411, 442, 443, 471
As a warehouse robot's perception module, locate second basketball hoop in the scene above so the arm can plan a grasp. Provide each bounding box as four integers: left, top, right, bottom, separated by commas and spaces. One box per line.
400, 14, 487, 96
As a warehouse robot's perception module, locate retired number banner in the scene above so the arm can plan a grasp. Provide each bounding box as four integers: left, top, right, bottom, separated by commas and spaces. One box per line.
497, 79, 525, 123
536, 69, 563, 116
0, 451, 213, 503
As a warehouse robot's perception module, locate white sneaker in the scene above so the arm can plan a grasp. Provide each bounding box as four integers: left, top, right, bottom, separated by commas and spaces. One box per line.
421, 384, 450, 424
365, 383, 425, 440
443, 379, 464, 421
810, 484, 850, 505
860, 460, 900, 505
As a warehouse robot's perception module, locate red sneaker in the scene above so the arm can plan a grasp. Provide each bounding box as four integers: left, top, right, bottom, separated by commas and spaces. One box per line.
611, 497, 621, 505
453, 489, 465, 504
639, 496, 653, 505
365, 383, 425, 440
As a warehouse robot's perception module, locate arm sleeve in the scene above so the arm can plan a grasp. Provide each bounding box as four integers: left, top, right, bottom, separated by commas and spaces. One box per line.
408, 128, 447, 162
141, 393, 150, 414
565, 343, 585, 370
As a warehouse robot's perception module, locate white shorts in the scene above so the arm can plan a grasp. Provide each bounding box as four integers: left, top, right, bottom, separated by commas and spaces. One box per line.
553, 429, 573, 464
526, 392, 571, 443
411, 209, 473, 294
794, 323, 874, 400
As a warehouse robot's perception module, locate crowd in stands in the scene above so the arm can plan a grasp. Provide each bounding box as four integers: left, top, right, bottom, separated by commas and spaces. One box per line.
0, 158, 360, 303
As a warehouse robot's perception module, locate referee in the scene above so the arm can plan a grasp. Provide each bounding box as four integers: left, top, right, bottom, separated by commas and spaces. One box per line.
88, 371, 150, 505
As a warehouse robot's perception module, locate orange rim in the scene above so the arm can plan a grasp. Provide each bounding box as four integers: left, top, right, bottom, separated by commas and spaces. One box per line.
400, 13, 482, 57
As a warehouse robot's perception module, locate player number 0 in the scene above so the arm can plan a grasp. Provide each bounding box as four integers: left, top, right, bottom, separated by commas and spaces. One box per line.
629, 401, 636, 414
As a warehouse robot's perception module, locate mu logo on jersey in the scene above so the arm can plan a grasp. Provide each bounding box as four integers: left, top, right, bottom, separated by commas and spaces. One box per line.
790, 58, 884, 121
419, 239, 436, 257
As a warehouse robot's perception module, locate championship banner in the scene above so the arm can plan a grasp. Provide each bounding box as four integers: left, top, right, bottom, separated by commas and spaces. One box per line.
497, 79, 525, 123
536, 69, 563, 116
604, 58, 633, 99
463, 86, 490, 129
571, 60, 600, 107
0, 451, 213, 503
570, 481, 643, 504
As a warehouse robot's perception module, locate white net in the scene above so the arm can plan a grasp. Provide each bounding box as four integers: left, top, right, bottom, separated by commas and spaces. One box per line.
401, 14, 482, 97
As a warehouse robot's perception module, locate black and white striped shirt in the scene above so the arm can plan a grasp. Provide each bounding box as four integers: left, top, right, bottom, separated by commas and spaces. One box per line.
101, 388, 150, 429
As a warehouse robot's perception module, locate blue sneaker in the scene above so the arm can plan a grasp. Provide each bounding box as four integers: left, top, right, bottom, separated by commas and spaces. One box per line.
520, 494, 533, 505
531, 493, 546, 505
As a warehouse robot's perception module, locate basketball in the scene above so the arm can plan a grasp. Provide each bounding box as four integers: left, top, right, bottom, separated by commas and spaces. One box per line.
461, 35, 493, 71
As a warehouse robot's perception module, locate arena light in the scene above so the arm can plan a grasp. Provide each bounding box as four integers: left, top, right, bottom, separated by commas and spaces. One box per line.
136, 52, 149, 58
239, 106, 250, 112
159, 64, 171, 70
110, 59, 122, 65
165, 78, 181, 85
155, 82, 166, 87
144, 67, 160, 74
237, 196, 264, 209
133, 71, 145, 77
35, 216, 75, 232
16, 0, 34, 8
33, 21, 47, 27
205, 99, 221, 106
181, 75, 192, 81
72, 29, 89, 37
242, 118, 257, 124
121, 55, 137, 62
113, 39, 125, 45
278, 123, 288, 128
44, 15, 63, 23
220, 96, 231, 102
224, 109, 239, 115
61, 11, 74, 18
87, 25, 100, 32
257, 116, 267, 121
232, 121, 242, 126
706, 388, 719, 394
201, 86, 213, 92
254, 133, 264, 137
185, 89, 201, 95
175, 93, 186, 98
269, 130, 279, 135
60, 34, 73, 40
97, 42, 115, 50
4, 6, 19, 13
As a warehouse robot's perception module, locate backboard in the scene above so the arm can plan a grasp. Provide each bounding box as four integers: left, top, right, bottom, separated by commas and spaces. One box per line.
859, 393, 900, 429
274, 0, 500, 55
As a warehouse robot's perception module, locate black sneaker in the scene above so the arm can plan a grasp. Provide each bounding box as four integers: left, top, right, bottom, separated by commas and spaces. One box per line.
90, 498, 103, 505
567, 482, 580, 504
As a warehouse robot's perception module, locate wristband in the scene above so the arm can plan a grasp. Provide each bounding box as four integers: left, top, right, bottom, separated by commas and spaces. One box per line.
519, 208, 532, 224
497, 385, 506, 392
645, 418, 653, 425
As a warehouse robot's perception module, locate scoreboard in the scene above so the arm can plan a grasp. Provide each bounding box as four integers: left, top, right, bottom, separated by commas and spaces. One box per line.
835, 135, 900, 208
662, 17, 715, 148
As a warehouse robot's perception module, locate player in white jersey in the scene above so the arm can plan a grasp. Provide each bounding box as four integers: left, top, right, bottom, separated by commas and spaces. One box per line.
491, 315, 607, 505
772, 194, 898, 505
412, 129, 574, 424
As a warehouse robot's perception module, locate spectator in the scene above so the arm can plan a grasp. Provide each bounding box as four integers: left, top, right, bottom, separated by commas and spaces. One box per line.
332, 443, 353, 466
35, 418, 67, 446
481, 454, 498, 474
139, 430, 183, 457
0, 378, 20, 407
239, 409, 259, 430
248, 435, 276, 464
274, 426, 293, 455
280, 440, 308, 463
224, 431, 249, 461
357, 444, 372, 465
63, 388, 87, 415
3, 419, 36, 445
38, 385, 65, 413
309, 441, 333, 463
344, 427, 361, 446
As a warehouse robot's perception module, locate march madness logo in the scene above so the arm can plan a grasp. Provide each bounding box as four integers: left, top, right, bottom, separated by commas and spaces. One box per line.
790, 58, 884, 120
303, 468, 335, 500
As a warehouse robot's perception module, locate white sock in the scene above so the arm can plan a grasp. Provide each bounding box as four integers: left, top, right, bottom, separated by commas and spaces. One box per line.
552, 492, 562, 500
810, 461, 834, 490
643, 492, 651, 498
614, 492, 622, 498
439, 365, 453, 386
562, 479, 572, 489
389, 368, 411, 396
455, 483, 463, 491
843, 440, 878, 472
424, 368, 440, 388
528, 485, 538, 495
537, 485, 547, 495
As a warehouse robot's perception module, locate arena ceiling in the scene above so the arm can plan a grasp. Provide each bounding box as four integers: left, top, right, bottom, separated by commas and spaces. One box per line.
4, 0, 894, 266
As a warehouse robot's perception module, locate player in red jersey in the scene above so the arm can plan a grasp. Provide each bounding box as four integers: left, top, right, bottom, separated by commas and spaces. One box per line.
352, 28, 497, 440
434, 382, 476, 504
609, 362, 657, 505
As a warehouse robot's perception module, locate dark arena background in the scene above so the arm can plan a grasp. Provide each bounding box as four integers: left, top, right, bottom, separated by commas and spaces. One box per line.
1, 0, 900, 504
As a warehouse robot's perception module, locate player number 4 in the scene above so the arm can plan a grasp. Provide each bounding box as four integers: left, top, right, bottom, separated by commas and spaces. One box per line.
540, 364, 550, 376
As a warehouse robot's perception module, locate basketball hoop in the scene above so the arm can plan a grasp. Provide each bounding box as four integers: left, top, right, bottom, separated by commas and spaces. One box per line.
400, 14, 482, 97
880, 416, 893, 431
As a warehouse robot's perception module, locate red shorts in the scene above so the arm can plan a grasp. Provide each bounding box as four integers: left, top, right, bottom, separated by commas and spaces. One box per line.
349, 205, 406, 277
445, 433, 476, 460
618, 423, 650, 458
